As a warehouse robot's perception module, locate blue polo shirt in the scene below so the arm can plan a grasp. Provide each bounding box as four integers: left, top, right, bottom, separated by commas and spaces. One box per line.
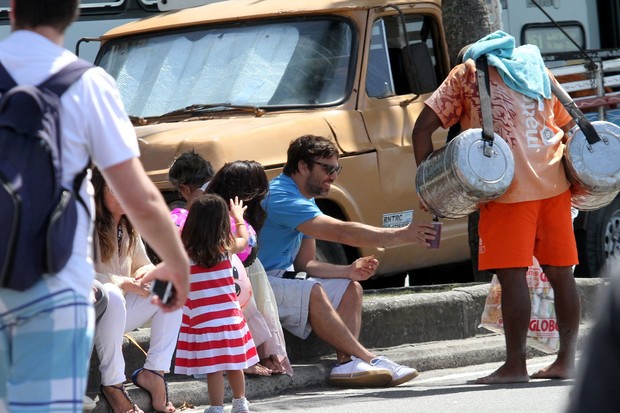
258, 173, 323, 271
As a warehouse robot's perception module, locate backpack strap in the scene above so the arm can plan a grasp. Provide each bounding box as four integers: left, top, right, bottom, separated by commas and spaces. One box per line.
73, 159, 92, 218
39, 59, 94, 97
0, 62, 17, 93
43, 60, 94, 217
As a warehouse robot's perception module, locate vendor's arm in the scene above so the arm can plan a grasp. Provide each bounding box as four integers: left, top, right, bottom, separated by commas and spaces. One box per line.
412, 105, 443, 166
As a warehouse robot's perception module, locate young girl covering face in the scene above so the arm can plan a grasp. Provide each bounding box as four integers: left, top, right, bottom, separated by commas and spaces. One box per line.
175, 194, 257, 413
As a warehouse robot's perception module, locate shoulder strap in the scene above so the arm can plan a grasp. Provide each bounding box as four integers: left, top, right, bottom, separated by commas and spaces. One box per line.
44, 60, 94, 216
476, 56, 496, 157
0, 60, 93, 97
73, 160, 92, 218
550, 79, 601, 146
0, 62, 17, 92
39, 59, 94, 97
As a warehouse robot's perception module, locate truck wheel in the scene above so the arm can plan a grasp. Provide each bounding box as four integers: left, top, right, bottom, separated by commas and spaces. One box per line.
316, 239, 348, 265
167, 199, 186, 210
361, 273, 407, 289
576, 195, 620, 277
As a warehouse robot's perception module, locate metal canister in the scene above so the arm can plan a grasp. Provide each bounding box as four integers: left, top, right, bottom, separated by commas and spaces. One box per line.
415, 128, 515, 219
564, 121, 620, 211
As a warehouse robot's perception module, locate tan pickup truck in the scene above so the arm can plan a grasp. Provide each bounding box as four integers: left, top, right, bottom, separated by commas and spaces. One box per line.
94, 0, 618, 284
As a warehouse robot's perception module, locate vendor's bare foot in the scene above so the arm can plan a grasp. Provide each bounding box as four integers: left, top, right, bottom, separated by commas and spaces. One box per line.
261, 356, 286, 375
474, 365, 530, 384
530, 361, 575, 380
244, 363, 272, 376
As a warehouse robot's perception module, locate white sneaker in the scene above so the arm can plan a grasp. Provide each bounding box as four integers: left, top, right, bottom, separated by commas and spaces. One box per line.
231, 397, 251, 413
83, 395, 97, 411
328, 357, 392, 387
370, 356, 419, 386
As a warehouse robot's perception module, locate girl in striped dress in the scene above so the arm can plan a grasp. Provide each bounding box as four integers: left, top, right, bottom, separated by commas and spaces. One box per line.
175, 194, 258, 413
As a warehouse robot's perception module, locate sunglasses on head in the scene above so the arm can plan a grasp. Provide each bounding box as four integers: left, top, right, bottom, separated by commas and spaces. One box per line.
309, 160, 343, 175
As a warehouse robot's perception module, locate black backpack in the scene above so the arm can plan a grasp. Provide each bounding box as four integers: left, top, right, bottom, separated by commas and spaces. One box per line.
0, 60, 92, 291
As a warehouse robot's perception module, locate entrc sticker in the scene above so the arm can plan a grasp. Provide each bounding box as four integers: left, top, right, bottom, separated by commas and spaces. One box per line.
382, 210, 413, 228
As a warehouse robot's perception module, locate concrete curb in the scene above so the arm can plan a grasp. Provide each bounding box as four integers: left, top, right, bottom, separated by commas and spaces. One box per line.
87, 278, 606, 412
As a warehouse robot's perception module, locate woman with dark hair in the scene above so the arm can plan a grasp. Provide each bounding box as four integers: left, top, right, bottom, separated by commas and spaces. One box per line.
207, 161, 292, 376
206, 161, 268, 264
92, 168, 182, 413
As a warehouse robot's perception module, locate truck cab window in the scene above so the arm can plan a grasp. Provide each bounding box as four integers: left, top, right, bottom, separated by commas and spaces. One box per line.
522, 22, 586, 53
366, 19, 395, 98
366, 13, 440, 98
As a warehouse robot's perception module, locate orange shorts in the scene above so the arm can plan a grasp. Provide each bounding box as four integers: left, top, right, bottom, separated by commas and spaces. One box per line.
478, 190, 578, 270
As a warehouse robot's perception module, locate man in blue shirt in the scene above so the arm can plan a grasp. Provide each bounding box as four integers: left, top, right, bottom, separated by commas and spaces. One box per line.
258, 135, 436, 388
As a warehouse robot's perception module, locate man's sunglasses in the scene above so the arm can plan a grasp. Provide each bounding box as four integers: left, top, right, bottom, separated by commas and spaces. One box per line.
309, 160, 343, 175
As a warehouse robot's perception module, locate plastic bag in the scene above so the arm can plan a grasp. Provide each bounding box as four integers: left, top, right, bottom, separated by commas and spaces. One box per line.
479, 257, 559, 353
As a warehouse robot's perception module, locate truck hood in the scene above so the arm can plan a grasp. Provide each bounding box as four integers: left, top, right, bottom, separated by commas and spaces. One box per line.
136, 111, 372, 188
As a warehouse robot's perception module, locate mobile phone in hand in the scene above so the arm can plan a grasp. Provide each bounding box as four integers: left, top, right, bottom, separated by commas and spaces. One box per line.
150, 279, 176, 305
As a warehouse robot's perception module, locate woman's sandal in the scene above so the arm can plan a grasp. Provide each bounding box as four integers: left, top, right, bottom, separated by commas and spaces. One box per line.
131, 368, 175, 413
99, 384, 143, 413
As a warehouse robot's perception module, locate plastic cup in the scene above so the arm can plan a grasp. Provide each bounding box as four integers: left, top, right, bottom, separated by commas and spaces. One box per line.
428, 222, 442, 249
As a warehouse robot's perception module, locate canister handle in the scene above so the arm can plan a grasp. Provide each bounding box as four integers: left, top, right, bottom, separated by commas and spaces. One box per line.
550, 80, 601, 146
476, 56, 495, 157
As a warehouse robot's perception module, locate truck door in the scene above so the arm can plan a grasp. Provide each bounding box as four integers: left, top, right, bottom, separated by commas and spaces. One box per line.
356, 7, 471, 270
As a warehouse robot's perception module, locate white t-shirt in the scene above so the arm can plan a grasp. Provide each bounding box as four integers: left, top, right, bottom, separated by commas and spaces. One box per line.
0, 30, 140, 298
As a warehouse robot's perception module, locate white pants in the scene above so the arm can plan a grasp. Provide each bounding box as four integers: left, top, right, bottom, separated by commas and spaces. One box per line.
95, 284, 182, 385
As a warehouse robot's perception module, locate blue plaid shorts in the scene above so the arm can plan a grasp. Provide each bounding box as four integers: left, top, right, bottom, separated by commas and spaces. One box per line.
0, 278, 94, 413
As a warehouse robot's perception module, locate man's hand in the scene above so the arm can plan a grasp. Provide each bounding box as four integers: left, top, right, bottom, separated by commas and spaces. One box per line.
140, 262, 189, 311
403, 222, 437, 247
347, 256, 379, 281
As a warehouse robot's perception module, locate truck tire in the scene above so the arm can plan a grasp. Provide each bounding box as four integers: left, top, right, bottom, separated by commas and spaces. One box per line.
316, 239, 348, 265
576, 195, 620, 278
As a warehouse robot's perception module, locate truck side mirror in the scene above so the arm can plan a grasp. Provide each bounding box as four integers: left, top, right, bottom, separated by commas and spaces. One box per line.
402, 43, 437, 95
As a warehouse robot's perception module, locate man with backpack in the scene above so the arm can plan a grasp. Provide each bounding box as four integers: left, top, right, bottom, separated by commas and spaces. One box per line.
0, 1, 189, 412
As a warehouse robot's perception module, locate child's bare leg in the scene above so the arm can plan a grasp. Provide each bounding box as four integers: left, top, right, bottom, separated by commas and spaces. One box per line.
227, 370, 246, 399
207, 371, 225, 406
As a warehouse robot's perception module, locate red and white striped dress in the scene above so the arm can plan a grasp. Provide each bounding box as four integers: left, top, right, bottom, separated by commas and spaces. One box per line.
175, 258, 258, 375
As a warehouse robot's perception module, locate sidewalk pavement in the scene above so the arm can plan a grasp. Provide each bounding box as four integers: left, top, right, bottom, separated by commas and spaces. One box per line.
86, 278, 606, 412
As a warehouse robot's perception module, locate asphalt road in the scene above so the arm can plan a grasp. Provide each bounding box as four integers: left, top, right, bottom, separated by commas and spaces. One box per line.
179, 355, 576, 413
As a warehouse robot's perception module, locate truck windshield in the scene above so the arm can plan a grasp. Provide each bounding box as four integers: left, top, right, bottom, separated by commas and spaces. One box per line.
97, 18, 354, 118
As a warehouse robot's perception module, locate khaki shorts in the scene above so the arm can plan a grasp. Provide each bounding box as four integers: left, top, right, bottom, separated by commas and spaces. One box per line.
266, 271, 350, 339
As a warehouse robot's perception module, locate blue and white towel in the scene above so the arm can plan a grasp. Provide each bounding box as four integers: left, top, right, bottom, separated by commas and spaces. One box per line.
463, 30, 551, 103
